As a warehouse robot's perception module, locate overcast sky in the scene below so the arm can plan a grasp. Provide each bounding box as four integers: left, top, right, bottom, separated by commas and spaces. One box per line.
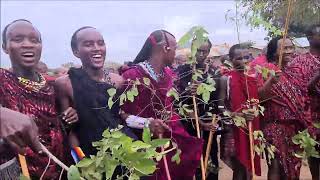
1, 0, 268, 68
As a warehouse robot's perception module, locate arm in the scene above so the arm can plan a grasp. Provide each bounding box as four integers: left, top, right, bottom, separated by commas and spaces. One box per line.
54, 76, 79, 147
0, 107, 42, 154
258, 71, 281, 100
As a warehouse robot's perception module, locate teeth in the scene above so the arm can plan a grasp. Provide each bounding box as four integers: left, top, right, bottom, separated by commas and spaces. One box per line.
92, 54, 102, 58
22, 52, 34, 57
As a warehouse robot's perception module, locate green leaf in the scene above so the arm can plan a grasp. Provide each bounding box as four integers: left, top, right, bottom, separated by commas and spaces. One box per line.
127, 91, 134, 102
202, 91, 210, 103
105, 159, 118, 179
182, 104, 193, 113
108, 97, 114, 109
77, 158, 94, 168
102, 129, 111, 138
132, 86, 139, 96
133, 159, 157, 175
143, 77, 150, 86
167, 88, 179, 101
67, 165, 81, 180
119, 93, 127, 106
111, 131, 123, 138
223, 111, 232, 117
142, 127, 151, 143
129, 173, 140, 180
233, 116, 247, 128
178, 32, 192, 47
107, 88, 117, 97
163, 141, 171, 149
150, 138, 171, 148
313, 122, 320, 129
131, 141, 152, 151
171, 149, 181, 164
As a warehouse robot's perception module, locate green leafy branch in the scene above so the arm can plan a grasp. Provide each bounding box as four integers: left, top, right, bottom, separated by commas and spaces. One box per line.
67, 127, 181, 180
292, 123, 320, 160
253, 130, 276, 165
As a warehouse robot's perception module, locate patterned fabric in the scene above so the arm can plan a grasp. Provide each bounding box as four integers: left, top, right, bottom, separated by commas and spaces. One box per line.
263, 53, 320, 178
0, 68, 64, 179
121, 65, 203, 180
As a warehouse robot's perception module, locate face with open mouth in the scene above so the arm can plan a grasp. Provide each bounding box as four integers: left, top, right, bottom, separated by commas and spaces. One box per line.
3, 21, 42, 69
73, 28, 106, 69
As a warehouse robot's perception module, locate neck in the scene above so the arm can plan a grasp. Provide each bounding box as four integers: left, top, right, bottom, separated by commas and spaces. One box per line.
196, 60, 206, 69
82, 66, 104, 82
149, 54, 165, 74
12, 65, 38, 81
310, 47, 320, 57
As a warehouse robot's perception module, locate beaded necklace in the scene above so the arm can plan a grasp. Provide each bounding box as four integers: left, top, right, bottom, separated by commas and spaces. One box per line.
141, 61, 164, 81
17, 73, 46, 92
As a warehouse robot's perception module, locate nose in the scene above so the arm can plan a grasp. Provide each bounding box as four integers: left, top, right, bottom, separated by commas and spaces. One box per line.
21, 39, 34, 48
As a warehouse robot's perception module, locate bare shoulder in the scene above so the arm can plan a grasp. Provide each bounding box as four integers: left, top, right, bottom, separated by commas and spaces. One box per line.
109, 73, 125, 88
54, 75, 72, 95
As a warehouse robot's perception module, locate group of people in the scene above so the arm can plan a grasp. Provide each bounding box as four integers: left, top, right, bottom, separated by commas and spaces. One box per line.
0, 18, 319, 180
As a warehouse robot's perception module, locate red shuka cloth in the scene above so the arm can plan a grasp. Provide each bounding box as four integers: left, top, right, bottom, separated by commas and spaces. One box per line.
228, 70, 261, 176
0, 68, 65, 179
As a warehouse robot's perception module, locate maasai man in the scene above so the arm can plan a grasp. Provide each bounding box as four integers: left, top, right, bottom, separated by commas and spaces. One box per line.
121, 30, 203, 180
0, 19, 77, 179
54, 27, 169, 158
220, 44, 261, 180
176, 38, 227, 180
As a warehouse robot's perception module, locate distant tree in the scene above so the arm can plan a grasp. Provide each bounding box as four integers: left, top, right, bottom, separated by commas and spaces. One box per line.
239, 0, 320, 37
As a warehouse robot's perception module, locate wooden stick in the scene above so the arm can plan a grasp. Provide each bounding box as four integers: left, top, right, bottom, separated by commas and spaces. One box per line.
278, 0, 294, 69
40, 143, 70, 171
18, 154, 30, 178
159, 134, 172, 180
204, 115, 217, 173
248, 122, 256, 180
192, 96, 206, 180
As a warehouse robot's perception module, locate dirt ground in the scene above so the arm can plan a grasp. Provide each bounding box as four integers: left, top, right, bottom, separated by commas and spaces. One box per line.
218, 159, 312, 180
216, 136, 313, 180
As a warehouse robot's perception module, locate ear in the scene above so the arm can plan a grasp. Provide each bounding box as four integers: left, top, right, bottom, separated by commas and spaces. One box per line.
163, 46, 170, 53
2, 43, 9, 54
72, 49, 81, 59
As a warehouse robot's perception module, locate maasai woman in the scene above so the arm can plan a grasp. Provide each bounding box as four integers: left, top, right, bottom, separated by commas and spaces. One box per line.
0, 19, 77, 179
262, 30, 320, 179
254, 36, 298, 180
121, 30, 203, 180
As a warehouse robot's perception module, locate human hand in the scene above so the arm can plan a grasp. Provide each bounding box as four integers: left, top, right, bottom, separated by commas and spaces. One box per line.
61, 107, 78, 124
200, 120, 218, 132
0, 108, 42, 155
149, 119, 171, 137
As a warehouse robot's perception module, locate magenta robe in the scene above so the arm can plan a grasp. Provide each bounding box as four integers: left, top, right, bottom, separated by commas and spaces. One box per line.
121, 65, 203, 180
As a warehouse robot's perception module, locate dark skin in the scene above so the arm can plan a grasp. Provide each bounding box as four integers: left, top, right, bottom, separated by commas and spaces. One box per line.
189, 42, 226, 132
1, 21, 77, 152
55, 28, 170, 146
0, 107, 42, 155
230, 48, 256, 121
141, 32, 177, 136
258, 38, 294, 101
